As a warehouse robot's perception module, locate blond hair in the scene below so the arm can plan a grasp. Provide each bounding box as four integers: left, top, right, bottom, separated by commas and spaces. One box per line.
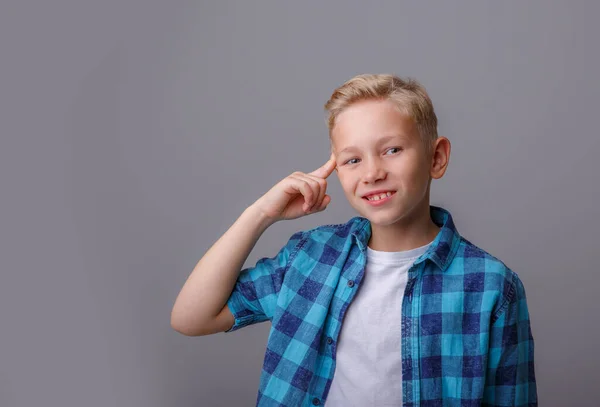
324, 74, 438, 157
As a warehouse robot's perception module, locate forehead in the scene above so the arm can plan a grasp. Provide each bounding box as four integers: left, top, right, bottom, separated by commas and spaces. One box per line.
331, 99, 417, 152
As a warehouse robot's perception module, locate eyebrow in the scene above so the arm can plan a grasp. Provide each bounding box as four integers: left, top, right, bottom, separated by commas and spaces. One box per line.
337, 134, 407, 155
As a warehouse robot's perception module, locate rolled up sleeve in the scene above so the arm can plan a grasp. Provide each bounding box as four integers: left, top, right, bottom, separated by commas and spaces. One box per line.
225, 231, 304, 332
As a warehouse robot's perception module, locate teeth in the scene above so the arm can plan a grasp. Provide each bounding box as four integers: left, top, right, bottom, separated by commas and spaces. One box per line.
367, 192, 393, 201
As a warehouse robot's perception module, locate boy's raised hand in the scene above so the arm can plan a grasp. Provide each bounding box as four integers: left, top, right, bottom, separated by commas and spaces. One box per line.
254, 153, 337, 222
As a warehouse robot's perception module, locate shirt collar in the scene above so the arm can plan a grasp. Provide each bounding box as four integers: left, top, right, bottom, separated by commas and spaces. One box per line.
349, 205, 461, 272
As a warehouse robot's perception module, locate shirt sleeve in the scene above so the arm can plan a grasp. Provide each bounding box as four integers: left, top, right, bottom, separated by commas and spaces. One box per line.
483, 272, 538, 406
224, 230, 305, 333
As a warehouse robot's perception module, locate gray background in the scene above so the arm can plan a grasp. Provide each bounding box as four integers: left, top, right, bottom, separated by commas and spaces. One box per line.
1, 1, 598, 406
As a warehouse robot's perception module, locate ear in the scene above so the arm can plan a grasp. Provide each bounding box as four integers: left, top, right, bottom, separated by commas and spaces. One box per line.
430, 136, 451, 179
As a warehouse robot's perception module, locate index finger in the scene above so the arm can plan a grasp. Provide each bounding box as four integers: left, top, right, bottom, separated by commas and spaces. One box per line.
309, 152, 337, 179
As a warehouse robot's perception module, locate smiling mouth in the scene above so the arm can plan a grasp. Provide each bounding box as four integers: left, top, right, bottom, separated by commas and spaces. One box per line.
363, 191, 396, 201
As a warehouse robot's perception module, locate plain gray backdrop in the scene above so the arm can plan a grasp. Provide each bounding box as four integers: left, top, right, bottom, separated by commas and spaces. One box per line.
1, 1, 598, 406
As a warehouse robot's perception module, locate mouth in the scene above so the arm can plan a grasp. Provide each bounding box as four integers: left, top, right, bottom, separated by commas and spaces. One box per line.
363, 191, 396, 206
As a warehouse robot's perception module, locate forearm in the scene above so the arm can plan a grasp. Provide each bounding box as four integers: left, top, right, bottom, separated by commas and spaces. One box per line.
170, 204, 275, 335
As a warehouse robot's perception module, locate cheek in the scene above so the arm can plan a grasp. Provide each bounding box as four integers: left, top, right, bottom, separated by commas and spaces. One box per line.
401, 155, 427, 177
337, 173, 355, 192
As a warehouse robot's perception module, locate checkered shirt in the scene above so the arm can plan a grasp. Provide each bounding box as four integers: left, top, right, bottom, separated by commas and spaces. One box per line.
225, 205, 537, 406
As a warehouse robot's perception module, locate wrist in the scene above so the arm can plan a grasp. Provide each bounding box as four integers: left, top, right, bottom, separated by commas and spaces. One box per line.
245, 203, 277, 231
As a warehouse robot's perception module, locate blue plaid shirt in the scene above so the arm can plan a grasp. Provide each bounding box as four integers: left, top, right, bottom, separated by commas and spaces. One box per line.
225, 205, 537, 406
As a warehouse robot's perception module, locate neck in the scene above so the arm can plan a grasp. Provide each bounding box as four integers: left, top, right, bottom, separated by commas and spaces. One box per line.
367, 203, 440, 252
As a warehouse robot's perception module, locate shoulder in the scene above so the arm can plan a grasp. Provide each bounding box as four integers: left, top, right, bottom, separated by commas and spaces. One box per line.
281, 217, 366, 259
454, 236, 528, 320
297, 216, 366, 243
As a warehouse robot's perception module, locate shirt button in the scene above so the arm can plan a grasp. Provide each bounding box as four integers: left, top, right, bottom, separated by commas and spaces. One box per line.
326, 337, 333, 344
312, 397, 320, 405
347, 280, 355, 287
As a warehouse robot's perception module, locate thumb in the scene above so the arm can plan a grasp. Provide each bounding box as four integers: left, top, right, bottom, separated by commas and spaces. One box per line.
309, 153, 337, 179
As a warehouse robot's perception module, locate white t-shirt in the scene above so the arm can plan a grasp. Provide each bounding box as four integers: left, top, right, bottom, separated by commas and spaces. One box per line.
324, 240, 433, 406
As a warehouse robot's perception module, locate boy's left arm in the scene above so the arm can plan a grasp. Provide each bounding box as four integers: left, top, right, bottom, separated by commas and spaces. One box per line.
483, 272, 538, 407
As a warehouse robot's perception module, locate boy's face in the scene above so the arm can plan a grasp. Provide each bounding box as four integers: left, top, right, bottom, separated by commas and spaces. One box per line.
330, 99, 434, 226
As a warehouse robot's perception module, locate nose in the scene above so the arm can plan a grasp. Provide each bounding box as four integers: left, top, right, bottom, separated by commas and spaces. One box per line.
362, 157, 387, 184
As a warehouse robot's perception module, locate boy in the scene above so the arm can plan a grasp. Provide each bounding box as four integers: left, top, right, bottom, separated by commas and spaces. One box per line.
171, 74, 538, 406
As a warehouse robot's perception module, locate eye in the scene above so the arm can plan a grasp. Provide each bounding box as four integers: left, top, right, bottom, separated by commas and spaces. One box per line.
343, 148, 402, 166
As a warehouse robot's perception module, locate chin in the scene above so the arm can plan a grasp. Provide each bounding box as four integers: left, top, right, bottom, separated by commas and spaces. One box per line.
368, 214, 402, 227
357, 207, 400, 224
363, 203, 413, 224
